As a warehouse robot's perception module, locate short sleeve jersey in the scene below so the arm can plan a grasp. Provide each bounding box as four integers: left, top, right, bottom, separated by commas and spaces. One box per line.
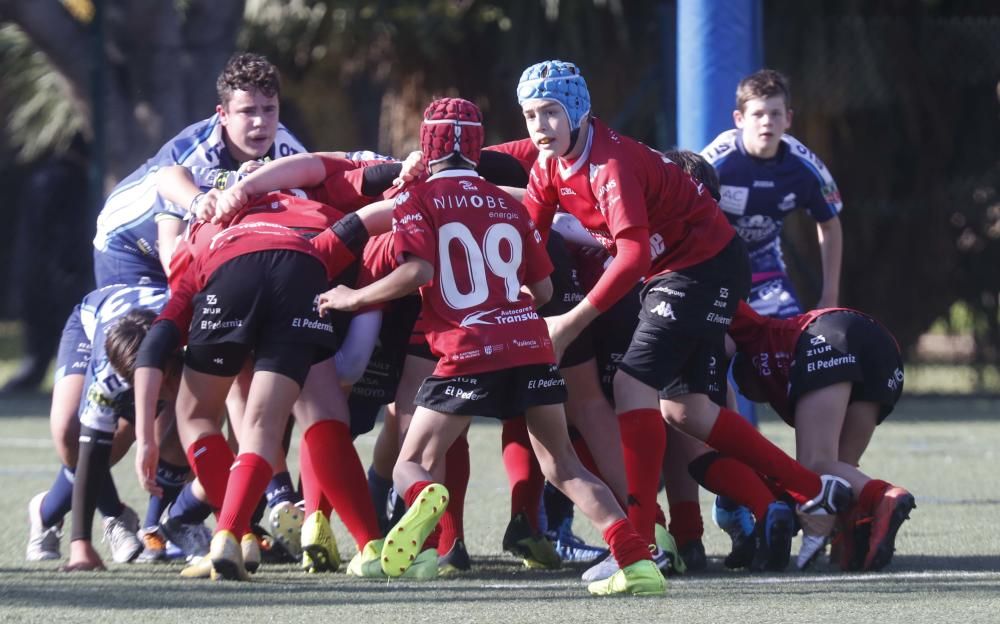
523, 118, 734, 279
392, 169, 555, 376
701, 130, 842, 277
484, 139, 539, 175
78, 284, 169, 434
728, 300, 844, 419
93, 115, 306, 288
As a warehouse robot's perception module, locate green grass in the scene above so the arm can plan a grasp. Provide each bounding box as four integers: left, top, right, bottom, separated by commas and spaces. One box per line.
1, 396, 999, 623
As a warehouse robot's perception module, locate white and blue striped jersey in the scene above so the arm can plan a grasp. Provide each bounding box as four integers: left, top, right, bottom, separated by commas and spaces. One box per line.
92, 115, 305, 287
77, 284, 169, 434
701, 130, 842, 278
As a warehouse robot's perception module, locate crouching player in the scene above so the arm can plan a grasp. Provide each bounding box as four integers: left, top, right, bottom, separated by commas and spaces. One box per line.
728, 302, 915, 571
319, 97, 664, 596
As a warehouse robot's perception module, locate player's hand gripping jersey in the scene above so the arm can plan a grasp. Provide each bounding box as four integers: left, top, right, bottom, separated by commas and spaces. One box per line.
392, 170, 555, 376
523, 118, 734, 280
701, 130, 842, 278
92, 115, 305, 287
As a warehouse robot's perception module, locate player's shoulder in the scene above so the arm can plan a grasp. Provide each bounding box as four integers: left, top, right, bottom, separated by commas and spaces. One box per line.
701, 129, 740, 164
780, 134, 836, 183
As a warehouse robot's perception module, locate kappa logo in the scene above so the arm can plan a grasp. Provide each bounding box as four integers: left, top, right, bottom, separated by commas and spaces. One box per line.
460, 308, 499, 327
650, 301, 676, 320
810, 334, 826, 346
213, 358, 224, 366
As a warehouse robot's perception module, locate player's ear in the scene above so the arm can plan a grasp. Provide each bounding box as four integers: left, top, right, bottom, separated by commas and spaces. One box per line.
732, 109, 744, 128
217, 103, 227, 123
785, 108, 793, 128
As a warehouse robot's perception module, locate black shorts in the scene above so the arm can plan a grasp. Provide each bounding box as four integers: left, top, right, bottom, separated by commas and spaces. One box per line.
790, 311, 904, 424
592, 283, 642, 403
414, 363, 567, 420
185, 250, 337, 384
347, 396, 382, 437
618, 235, 751, 395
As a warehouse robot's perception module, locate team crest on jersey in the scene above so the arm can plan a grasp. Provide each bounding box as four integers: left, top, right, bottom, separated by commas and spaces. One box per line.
778, 193, 797, 211
821, 182, 841, 205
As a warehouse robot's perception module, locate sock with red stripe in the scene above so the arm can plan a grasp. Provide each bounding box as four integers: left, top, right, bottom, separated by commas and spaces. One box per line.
501, 416, 543, 531
185, 433, 234, 513
603, 518, 653, 568
618, 408, 666, 545
706, 408, 821, 502
857, 479, 891, 516
688, 451, 775, 521
303, 420, 380, 547
216, 453, 273, 537
668, 501, 704, 547
438, 433, 470, 555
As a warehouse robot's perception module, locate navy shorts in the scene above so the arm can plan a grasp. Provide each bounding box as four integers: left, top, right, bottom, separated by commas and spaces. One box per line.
618, 236, 751, 396
748, 275, 803, 319
789, 311, 904, 425
414, 363, 567, 420
54, 305, 92, 383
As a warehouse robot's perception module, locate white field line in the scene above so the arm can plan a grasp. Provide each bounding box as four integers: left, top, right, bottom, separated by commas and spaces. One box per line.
476, 570, 1000, 589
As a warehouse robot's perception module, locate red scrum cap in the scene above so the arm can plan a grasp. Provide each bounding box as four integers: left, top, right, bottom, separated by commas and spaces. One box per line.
420, 97, 483, 167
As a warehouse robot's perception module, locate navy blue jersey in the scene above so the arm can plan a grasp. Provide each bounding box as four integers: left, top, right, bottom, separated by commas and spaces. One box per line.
77, 284, 169, 434
701, 130, 841, 279
93, 115, 306, 287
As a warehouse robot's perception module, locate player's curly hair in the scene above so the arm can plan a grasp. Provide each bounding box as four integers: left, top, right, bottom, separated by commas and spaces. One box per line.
216, 52, 281, 106
736, 69, 790, 112
106, 308, 158, 385
663, 149, 721, 201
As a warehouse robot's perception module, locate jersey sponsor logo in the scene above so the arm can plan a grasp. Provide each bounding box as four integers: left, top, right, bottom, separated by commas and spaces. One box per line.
451, 348, 482, 362
291, 317, 333, 332
560, 187, 576, 196
459, 180, 479, 191
806, 343, 832, 357
778, 192, 797, 211
650, 285, 685, 298
810, 334, 827, 346
201, 319, 243, 330
649, 233, 666, 259
444, 384, 487, 400
512, 338, 540, 348
496, 307, 540, 325
206, 294, 218, 304
735, 214, 779, 243
806, 353, 856, 372
753, 180, 775, 188
650, 301, 676, 320
431, 193, 510, 211
821, 182, 841, 205
396, 212, 424, 225
596, 178, 617, 199
719, 185, 750, 215
527, 376, 565, 389
213, 357, 225, 366
887, 367, 904, 391
484, 343, 505, 355
705, 312, 732, 325
459, 308, 499, 327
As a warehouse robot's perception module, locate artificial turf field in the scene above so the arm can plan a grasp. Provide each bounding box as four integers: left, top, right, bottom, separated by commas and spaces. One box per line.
0, 394, 998, 623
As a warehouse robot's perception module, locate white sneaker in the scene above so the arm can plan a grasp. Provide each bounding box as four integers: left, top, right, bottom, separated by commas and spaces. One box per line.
102, 505, 142, 563
26, 491, 61, 561
160, 516, 212, 559
581, 552, 620, 582
796, 533, 828, 570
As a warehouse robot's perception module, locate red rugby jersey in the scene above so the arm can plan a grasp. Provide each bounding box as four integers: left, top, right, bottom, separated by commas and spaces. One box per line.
392, 169, 554, 376
523, 118, 734, 278
484, 139, 539, 176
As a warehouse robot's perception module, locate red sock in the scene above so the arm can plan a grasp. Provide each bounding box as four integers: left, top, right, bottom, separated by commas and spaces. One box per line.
502, 416, 543, 531
186, 433, 234, 512
403, 480, 441, 551
700, 454, 776, 520
603, 518, 652, 568
217, 453, 273, 536
706, 408, 821, 502
857, 479, 891, 515
668, 501, 704, 547
618, 408, 666, 545
438, 433, 470, 554
298, 435, 331, 517
303, 420, 380, 548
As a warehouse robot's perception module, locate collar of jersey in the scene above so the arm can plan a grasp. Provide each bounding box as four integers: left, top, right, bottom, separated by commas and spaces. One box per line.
558, 123, 594, 180
427, 169, 484, 182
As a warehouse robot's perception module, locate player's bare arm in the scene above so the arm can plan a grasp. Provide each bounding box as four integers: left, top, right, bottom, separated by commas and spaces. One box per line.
318, 255, 432, 314
816, 216, 843, 308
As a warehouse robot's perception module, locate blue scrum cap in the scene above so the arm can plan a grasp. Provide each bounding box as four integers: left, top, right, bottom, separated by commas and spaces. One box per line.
516, 60, 591, 130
